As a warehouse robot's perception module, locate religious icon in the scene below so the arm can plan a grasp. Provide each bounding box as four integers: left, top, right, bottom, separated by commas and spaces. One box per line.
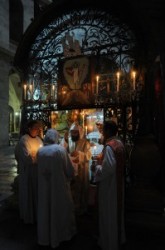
58, 56, 93, 108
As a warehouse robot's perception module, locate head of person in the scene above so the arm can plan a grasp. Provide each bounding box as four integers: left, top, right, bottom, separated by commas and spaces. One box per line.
103, 120, 118, 142
69, 122, 84, 142
43, 129, 59, 145
27, 120, 41, 138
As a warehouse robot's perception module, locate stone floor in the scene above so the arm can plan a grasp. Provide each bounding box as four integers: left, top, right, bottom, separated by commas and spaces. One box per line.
0, 145, 165, 250
0, 146, 17, 203
0, 198, 165, 250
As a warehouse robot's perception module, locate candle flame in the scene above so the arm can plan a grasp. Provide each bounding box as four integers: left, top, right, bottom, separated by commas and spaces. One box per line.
96, 75, 99, 82
116, 72, 120, 79
132, 71, 136, 78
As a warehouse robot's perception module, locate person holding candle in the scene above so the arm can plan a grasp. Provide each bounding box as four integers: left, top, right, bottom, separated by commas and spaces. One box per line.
15, 120, 43, 224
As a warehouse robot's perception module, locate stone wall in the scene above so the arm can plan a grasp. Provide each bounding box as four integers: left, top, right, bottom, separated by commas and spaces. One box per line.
0, 56, 10, 145
0, 0, 34, 146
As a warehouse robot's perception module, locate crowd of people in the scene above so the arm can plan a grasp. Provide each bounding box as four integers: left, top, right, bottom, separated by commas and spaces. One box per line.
15, 119, 126, 250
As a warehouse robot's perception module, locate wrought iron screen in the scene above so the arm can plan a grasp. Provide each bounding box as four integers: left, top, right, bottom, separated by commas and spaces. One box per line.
20, 8, 144, 142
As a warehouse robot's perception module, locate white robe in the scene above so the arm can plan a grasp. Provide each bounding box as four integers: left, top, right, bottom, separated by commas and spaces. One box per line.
68, 137, 92, 214
60, 127, 92, 214
37, 144, 77, 248
16, 134, 43, 224
95, 146, 119, 250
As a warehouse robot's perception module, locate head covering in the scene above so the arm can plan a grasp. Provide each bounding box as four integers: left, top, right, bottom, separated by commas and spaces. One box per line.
44, 129, 59, 145
70, 122, 79, 131
69, 122, 84, 139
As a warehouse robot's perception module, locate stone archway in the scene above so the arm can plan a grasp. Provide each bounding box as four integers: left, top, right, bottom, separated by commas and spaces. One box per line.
12, 3, 148, 150
9, 69, 22, 133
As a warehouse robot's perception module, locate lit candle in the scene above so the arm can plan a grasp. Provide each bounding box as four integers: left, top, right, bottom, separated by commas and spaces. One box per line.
132, 71, 136, 90
52, 84, 55, 98
85, 126, 87, 136
82, 111, 85, 128
96, 75, 99, 95
116, 72, 120, 92
29, 84, 33, 99
23, 84, 27, 100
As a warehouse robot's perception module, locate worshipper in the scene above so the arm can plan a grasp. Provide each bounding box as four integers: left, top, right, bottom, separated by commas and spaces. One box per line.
15, 120, 43, 224
94, 120, 126, 250
67, 122, 92, 215
37, 129, 77, 248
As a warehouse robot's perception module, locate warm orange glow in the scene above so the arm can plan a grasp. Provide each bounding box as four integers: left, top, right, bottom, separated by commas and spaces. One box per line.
116, 72, 120, 92
29, 84, 33, 97
132, 71, 136, 90
96, 75, 99, 82
96, 75, 99, 94
85, 126, 87, 135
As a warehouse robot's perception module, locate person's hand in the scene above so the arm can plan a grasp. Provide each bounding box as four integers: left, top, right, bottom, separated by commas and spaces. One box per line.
31, 151, 36, 163
70, 151, 79, 163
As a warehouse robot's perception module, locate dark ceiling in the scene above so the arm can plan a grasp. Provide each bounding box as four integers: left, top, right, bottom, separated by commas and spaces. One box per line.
14, 0, 164, 71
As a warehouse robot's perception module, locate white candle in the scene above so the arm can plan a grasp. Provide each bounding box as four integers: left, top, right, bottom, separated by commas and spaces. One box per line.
23, 84, 27, 100
132, 71, 136, 90
82, 111, 85, 128
52, 84, 55, 98
116, 72, 120, 92
29, 84, 33, 99
96, 75, 99, 94
85, 126, 87, 136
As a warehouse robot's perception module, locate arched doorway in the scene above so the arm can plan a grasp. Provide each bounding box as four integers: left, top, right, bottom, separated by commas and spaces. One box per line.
14, 5, 146, 145
8, 69, 22, 145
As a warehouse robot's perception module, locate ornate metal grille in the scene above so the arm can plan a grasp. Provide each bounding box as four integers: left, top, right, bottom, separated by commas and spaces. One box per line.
29, 9, 137, 78
20, 8, 144, 143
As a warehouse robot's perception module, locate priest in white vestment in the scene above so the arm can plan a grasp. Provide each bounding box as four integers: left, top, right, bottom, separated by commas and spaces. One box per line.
16, 120, 43, 224
66, 122, 92, 215
37, 129, 77, 248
